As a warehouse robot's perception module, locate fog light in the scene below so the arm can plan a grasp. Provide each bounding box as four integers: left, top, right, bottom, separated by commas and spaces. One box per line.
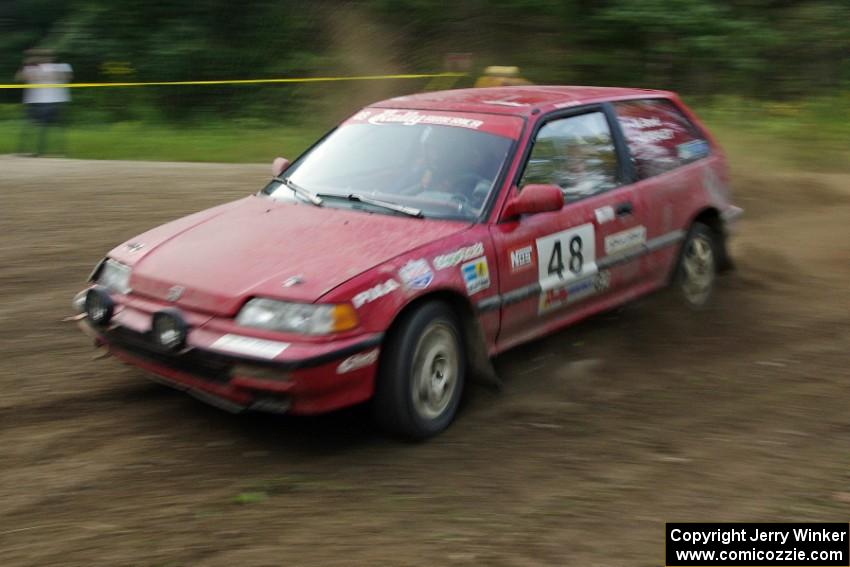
152, 309, 188, 351
85, 287, 114, 327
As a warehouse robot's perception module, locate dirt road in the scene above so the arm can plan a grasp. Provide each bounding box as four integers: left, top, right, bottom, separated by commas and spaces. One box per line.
1, 155, 848, 566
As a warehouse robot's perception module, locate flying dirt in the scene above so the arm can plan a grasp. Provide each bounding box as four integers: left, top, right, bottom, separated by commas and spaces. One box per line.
1, 155, 848, 566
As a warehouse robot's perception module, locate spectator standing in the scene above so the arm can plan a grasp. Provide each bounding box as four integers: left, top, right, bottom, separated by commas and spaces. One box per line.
15, 49, 73, 157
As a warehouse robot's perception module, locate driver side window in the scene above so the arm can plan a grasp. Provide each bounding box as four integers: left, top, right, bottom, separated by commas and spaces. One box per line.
520, 111, 619, 201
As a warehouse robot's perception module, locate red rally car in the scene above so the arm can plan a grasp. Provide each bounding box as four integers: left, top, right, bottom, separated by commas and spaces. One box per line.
74, 86, 742, 440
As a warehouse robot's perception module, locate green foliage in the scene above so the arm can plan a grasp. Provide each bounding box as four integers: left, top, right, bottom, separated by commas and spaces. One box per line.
1, 0, 848, 132
694, 95, 850, 171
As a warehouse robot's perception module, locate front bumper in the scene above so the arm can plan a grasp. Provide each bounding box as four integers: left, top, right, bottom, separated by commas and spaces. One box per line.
78, 295, 383, 415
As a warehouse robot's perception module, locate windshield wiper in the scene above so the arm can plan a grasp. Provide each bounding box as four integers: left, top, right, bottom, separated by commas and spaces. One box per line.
272, 176, 323, 206
319, 193, 423, 218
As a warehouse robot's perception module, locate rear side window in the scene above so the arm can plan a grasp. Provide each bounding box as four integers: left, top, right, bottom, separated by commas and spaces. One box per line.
520, 111, 619, 202
614, 99, 709, 179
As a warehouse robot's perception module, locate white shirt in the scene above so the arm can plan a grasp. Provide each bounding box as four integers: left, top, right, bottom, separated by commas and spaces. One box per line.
21, 63, 73, 104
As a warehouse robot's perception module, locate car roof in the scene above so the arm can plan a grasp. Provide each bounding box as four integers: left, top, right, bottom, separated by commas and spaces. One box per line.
370, 85, 675, 117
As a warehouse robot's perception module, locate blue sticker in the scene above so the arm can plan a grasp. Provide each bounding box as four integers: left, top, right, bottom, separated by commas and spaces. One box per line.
677, 139, 710, 161
399, 259, 434, 290
566, 277, 594, 297
538, 270, 610, 314
461, 257, 490, 295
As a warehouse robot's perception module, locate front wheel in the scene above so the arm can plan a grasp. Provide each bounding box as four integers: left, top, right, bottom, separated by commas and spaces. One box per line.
674, 222, 718, 308
372, 302, 466, 441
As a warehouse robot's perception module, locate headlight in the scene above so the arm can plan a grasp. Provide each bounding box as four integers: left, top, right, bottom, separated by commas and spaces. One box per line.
96, 259, 132, 294
236, 298, 358, 335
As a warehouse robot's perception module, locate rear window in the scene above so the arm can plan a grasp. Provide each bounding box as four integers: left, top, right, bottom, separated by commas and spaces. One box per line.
614, 99, 710, 179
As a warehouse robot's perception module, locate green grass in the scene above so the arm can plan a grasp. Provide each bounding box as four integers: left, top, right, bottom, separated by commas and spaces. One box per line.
232, 491, 269, 505
1, 96, 847, 170
694, 96, 850, 172
0, 119, 323, 163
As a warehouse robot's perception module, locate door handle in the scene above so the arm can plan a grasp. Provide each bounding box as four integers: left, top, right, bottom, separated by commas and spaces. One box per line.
615, 202, 634, 216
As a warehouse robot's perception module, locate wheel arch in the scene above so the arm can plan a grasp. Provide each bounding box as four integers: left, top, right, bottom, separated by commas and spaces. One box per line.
688, 206, 732, 271
383, 289, 499, 388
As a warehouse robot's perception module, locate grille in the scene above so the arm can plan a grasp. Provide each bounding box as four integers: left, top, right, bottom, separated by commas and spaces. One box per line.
106, 327, 232, 383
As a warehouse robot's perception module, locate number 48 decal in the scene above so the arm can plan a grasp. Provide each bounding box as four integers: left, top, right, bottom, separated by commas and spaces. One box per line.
547, 235, 584, 278
536, 223, 597, 290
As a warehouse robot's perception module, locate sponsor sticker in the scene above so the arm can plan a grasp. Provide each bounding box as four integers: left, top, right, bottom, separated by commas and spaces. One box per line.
399, 259, 434, 290
461, 257, 490, 295
352, 279, 400, 308
538, 286, 568, 313
336, 349, 380, 374
622, 116, 663, 129
433, 242, 484, 270
353, 109, 484, 130
594, 269, 611, 292
677, 139, 710, 161
509, 245, 534, 272
210, 334, 289, 359
538, 270, 610, 314
604, 226, 647, 256
620, 116, 675, 143
594, 205, 615, 225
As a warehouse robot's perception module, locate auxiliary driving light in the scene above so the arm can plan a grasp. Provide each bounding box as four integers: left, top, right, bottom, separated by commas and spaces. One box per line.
152, 309, 188, 351
85, 287, 114, 327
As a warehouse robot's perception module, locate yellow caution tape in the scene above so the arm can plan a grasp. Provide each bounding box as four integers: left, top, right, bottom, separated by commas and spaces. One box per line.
0, 72, 466, 89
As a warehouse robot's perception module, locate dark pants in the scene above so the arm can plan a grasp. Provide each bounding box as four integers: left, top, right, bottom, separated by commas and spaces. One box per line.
18, 103, 66, 156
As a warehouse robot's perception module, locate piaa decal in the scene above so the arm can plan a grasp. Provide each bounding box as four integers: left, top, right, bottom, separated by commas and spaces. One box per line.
352, 279, 400, 308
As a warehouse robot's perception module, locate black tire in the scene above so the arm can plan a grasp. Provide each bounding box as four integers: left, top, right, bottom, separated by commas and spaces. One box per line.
372, 301, 466, 441
673, 222, 718, 309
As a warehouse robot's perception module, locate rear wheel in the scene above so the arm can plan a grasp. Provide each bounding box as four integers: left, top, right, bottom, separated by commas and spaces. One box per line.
373, 301, 465, 441
674, 222, 718, 308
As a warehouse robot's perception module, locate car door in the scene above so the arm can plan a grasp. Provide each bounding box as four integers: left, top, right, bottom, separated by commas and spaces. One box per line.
490, 106, 649, 351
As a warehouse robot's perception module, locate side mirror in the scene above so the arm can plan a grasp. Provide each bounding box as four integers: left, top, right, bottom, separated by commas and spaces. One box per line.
502, 184, 564, 220
272, 157, 291, 177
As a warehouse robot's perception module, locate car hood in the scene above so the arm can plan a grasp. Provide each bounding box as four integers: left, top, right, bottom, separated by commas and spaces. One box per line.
110, 196, 469, 316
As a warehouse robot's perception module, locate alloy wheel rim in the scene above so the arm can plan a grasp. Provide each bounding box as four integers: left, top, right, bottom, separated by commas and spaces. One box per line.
681, 235, 715, 306
411, 322, 459, 421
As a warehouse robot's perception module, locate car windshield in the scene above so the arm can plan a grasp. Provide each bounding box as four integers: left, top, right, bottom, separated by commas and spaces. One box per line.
266, 113, 517, 220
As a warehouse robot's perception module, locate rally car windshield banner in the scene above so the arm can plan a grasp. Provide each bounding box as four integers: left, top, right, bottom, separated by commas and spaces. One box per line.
344, 108, 525, 139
